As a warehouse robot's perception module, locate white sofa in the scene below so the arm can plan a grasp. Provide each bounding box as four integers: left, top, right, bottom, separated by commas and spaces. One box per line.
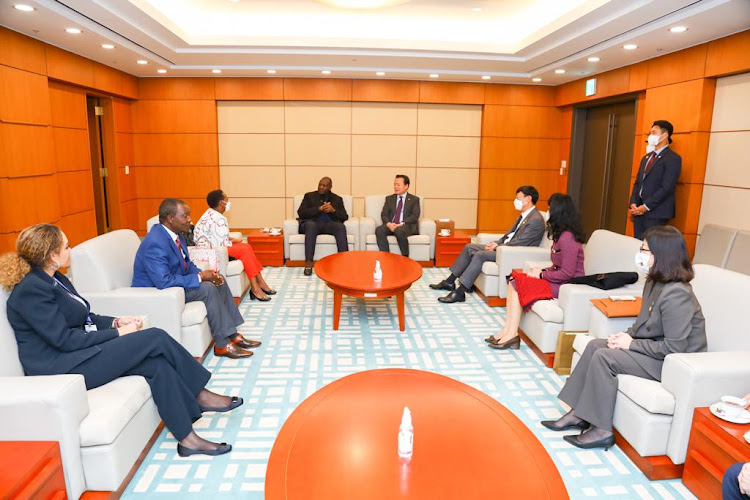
474, 211, 550, 305
146, 215, 250, 299
282, 194, 359, 263
692, 223, 738, 268
360, 194, 436, 263
0, 291, 160, 499
571, 264, 750, 466
519, 229, 645, 360
725, 229, 750, 275
70, 229, 212, 357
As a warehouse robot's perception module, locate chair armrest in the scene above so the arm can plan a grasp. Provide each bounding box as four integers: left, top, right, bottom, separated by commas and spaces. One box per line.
0, 375, 90, 499
344, 218, 360, 250
524, 260, 553, 271
419, 218, 436, 258
282, 219, 299, 258
85, 287, 185, 343
477, 233, 504, 245
216, 246, 228, 276
661, 351, 750, 464
496, 246, 550, 273
360, 217, 376, 247
558, 282, 644, 331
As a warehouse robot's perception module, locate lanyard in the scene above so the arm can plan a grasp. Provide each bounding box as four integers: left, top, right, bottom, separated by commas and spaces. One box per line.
53, 276, 93, 325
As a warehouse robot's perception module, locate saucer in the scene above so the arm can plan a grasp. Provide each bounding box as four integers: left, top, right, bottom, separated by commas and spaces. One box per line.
745, 430, 750, 444
710, 402, 750, 424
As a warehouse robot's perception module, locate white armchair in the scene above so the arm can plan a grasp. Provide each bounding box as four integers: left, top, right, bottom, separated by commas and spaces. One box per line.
0, 291, 160, 499
70, 229, 212, 357
360, 194, 436, 262
283, 195, 359, 263
692, 223, 738, 268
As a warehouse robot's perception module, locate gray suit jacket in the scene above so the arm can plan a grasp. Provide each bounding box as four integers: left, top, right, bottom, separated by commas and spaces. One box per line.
497, 208, 546, 247
625, 280, 707, 380
381, 193, 420, 234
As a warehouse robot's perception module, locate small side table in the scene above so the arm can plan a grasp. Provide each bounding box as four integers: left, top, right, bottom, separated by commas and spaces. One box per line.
588, 297, 642, 339
246, 229, 284, 267
683, 407, 750, 500
435, 230, 471, 267
0, 441, 66, 500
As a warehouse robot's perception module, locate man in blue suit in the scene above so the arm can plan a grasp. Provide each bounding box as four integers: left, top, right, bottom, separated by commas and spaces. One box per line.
629, 120, 682, 239
132, 198, 260, 359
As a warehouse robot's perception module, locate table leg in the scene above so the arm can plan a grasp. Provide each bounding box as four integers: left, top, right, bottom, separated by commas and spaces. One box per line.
333, 289, 342, 331
396, 291, 405, 331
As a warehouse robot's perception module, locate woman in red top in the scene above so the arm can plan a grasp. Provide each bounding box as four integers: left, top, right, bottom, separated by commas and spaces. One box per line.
487, 193, 585, 350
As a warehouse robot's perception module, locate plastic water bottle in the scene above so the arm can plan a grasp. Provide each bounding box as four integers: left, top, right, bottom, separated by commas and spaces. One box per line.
374, 260, 383, 282
398, 406, 413, 461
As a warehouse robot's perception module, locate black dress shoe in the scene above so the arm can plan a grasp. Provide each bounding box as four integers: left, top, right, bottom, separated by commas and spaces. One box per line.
429, 280, 455, 291
260, 288, 277, 295
438, 289, 465, 303
231, 334, 261, 349
541, 419, 590, 432
488, 336, 521, 350
303, 266, 313, 276
177, 442, 232, 457
249, 290, 271, 301
200, 396, 244, 413
563, 432, 615, 450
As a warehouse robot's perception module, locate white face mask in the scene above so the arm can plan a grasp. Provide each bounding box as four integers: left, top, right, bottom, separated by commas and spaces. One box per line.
634, 251, 651, 273
646, 144, 655, 154
513, 199, 524, 211
647, 133, 662, 147
224, 201, 231, 212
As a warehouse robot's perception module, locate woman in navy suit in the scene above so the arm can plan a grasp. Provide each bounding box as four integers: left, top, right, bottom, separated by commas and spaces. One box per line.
0, 224, 241, 457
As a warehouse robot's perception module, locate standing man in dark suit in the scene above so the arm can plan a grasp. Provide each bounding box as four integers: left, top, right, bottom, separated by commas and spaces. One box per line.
132, 198, 260, 359
376, 174, 420, 257
297, 177, 349, 276
431, 186, 546, 303
629, 120, 682, 239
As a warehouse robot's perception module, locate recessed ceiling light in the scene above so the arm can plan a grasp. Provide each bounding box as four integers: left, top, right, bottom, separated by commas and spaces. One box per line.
587, 57, 600, 62
481, 75, 491, 80
157, 69, 167, 74
623, 44, 638, 50
212, 69, 222, 74
532, 77, 542, 82
669, 26, 688, 33
101, 44, 115, 49
472, 7, 482, 12
137, 60, 148, 65
321, 70, 331, 75
227, 0, 240, 2
266, 69, 276, 74
65, 28, 82, 34
13, 4, 35, 12
555, 69, 566, 74
376, 71, 386, 76
429, 73, 439, 78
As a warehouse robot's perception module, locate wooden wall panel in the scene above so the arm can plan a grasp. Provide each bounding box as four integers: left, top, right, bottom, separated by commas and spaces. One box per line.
283, 78, 353, 101
0, 124, 55, 177
133, 134, 218, 166
215, 78, 284, 100
478, 169, 564, 201
647, 45, 707, 89
642, 79, 716, 134
480, 138, 565, 169
0, 232, 18, 254
670, 132, 710, 184
482, 105, 562, 138
484, 85, 555, 106
114, 133, 134, 166
117, 166, 136, 201
93, 63, 138, 99
0, 66, 51, 125
0, 176, 60, 232
477, 200, 550, 232
670, 183, 704, 234
135, 197, 206, 230
132, 100, 217, 133
419, 81, 485, 104
705, 29, 750, 77
57, 170, 94, 215
629, 62, 649, 92
58, 210, 97, 247
45, 46, 94, 89
53, 128, 91, 172
112, 98, 133, 133
134, 166, 219, 198
48, 82, 87, 129
139, 78, 215, 100
554, 67, 631, 106
352, 80, 420, 102
0, 27, 46, 75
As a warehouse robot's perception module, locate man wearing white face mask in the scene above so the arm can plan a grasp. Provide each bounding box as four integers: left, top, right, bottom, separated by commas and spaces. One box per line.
629, 120, 682, 239
432, 186, 546, 303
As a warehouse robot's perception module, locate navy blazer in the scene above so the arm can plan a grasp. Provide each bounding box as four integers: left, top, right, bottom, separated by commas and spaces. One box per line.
7, 267, 118, 376
132, 224, 202, 290
630, 147, 682, 219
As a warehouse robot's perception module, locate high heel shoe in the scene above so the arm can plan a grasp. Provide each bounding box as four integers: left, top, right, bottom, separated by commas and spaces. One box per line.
248, 290, 271, 302
563, 432, 615, 451
260, 287, 277, 295
488, 336, 521, 350
541, 419, 590, 432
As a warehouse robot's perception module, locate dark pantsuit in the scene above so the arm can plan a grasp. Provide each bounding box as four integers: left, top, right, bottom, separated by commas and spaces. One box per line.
69, 328, 211, 441
376, 224, 414, 257
449, 243, 496, 288
723, 463, 749, 500
185, 281, 244, 348
632, 216, 669, 240
558, 339, 658, 431
301, 220, 348, 261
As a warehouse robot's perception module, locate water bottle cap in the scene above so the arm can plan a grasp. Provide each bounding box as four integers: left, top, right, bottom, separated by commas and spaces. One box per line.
401, 406, 412, 426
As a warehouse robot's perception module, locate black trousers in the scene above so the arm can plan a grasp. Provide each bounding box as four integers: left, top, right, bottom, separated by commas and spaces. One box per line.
376, 224, 415, 257
69, 328, 211, 441
632, 216, 669, 240
185, 281, 244, 347
301, 220, 348, 261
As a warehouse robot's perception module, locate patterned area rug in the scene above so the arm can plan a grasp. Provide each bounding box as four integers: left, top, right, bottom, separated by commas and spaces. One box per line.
122, 267, 695, 499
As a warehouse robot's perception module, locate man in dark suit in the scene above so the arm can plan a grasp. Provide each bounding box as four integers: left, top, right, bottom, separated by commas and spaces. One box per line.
376, 174, 420, 257
297, 177, 349, 276
629, 120, 682, 239
431, 185, 546, 303
132, 198, 260, 359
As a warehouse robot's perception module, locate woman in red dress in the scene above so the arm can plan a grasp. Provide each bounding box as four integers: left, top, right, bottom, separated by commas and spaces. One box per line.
487, 193, 585, 350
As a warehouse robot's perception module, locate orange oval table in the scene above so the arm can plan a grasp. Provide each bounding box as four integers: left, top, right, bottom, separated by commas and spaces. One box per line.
314, 251, 423, 331
266, 369, 569, 499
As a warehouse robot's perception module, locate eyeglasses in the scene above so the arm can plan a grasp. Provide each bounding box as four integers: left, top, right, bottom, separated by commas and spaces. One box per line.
639, 246, 651, 253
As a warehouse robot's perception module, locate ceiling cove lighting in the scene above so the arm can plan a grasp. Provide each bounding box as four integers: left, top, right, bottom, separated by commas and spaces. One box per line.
212, 69, 222, 73
481, 75, 491, 80
670, 26, 688, 33
101, 44, 115, 49
157, 69, 167, 73
137, 60, 148, 65
376, 71, 385, 76
65, 28, 82, 34
555, 69, 566, 74
588, 57, 600, 62
623, 44, 638, 50
266, 69, 276, 74
13, 4, 35, 12
321, 70, 332, 74
532, 77, 542, 82
429, 73, 439, 78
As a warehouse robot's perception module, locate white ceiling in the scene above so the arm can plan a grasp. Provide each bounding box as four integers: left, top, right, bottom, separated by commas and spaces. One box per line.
2, 0, 749, 84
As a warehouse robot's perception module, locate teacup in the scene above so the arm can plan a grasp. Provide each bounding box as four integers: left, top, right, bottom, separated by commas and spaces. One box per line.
439, 229, 451, 237
718, 395, 747, 418
269, 228, 282, 236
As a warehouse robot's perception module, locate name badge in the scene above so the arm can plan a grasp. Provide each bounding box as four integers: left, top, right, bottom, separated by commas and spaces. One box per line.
84, 324, 98, 333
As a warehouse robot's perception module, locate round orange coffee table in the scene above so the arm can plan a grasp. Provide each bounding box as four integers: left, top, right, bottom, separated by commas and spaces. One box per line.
314, 251, 422, 331
266, 369, 569, 499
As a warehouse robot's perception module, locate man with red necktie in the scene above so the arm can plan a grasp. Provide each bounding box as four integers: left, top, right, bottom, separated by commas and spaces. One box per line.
375, 175, 421, 258
629, 120, 682, 239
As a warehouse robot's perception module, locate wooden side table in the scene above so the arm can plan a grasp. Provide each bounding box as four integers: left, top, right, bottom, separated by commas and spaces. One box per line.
246, 229, 284, 267
682, 407, 750, 499
0, 441, 66, 500
435, 230, 471, 267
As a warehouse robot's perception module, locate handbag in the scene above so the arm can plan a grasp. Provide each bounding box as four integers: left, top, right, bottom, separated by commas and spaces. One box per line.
188, 246, 220, 272
569, 271, 638, 290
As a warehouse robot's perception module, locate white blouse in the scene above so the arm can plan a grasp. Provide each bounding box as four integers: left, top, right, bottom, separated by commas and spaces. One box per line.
194, 208, 231, 248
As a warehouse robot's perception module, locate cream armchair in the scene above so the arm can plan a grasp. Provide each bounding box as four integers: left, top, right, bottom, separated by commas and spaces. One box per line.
70, 229, 212, 357
0, 291, 160, 499
360, 194, 436, 262
282, 194, 359, 263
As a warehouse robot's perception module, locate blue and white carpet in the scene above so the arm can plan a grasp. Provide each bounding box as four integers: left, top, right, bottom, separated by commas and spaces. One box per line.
122, 267, 695, 499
